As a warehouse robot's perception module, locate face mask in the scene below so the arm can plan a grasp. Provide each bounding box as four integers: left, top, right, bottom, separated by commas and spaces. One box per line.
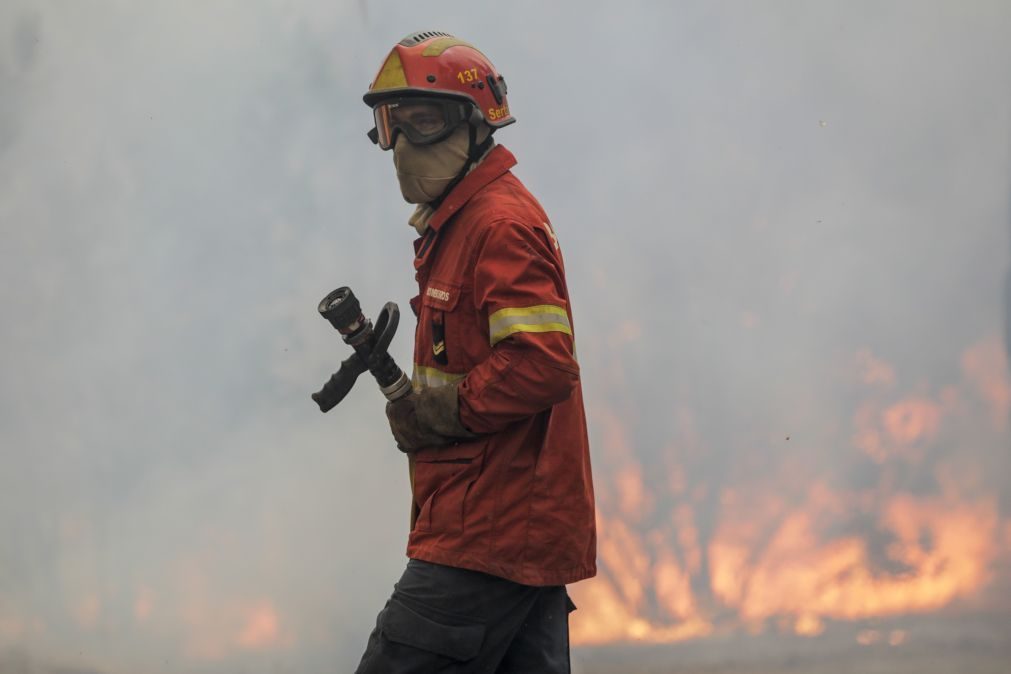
392, 124, 471, 204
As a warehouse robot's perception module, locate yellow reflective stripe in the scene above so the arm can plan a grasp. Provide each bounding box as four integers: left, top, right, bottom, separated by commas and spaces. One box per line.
488, 305, 572, 346
412, 364, 466, 391
491, 322, 572, 346
489, 304, 569, 321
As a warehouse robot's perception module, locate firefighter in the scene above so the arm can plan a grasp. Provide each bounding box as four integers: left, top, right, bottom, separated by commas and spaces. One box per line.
354, 32, 596, 673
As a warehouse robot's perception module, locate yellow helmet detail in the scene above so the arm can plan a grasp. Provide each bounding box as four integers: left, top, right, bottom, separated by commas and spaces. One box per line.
371, 49, 407, 93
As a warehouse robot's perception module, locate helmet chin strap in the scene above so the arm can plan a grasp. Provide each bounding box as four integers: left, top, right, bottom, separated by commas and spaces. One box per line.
429, 110, 494, 210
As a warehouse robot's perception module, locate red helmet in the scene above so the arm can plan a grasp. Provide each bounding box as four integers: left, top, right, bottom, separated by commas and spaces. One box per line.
364, 32, 514, 149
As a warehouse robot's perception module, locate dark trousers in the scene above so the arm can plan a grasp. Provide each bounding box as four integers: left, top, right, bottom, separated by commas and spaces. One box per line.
355, 559, 575, 673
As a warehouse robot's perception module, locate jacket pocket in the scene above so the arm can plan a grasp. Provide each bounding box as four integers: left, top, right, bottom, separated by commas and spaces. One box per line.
421, 279, 462, 367
420, 280, 462, 312
413, 440, 487, 534
381, 597, 485, 661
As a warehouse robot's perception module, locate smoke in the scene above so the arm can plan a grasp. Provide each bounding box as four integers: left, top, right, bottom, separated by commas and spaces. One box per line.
1005, 181, 1011, 409
0, 1, 1009, 672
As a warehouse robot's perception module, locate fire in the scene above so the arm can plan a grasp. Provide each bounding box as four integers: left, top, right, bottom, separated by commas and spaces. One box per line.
180, 597, 294, 659
174, 559, 295, 659
961, 336, 1011, 429
882, 398, 942, 446
72, 592, 101, 630
134, 585, 155, 622
793, 614, 824, 636
571, 338, 1010, 645
853, 397, 941, 464
709, 483, 997, 623
856, 629, 880, 645
855, 349, 897, 387
0, 613, 25, 643
236, 601, 282, 648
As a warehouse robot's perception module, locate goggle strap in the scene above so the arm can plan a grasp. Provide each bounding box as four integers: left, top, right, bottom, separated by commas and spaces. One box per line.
429, 121, 494, 210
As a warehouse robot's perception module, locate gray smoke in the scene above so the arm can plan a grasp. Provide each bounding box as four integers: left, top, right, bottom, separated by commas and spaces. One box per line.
1, 1, 1009, 673
1006, 183, 1011, 399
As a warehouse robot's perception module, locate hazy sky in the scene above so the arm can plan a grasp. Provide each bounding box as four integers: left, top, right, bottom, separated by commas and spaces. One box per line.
1, 1, 1009, 672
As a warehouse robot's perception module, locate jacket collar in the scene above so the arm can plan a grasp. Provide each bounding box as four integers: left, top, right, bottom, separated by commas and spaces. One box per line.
427, 144, 517, 233
413, 144, 517, 271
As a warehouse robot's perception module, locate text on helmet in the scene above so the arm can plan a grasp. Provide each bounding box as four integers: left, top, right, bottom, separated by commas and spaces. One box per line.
456, 68, 480, 84
487, 104, 510, 121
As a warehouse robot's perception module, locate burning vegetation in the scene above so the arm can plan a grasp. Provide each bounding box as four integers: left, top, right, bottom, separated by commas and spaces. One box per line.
570, 336, 1011, 646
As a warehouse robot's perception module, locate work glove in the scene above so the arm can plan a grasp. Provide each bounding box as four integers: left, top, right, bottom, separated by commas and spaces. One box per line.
385, 385, 478, 452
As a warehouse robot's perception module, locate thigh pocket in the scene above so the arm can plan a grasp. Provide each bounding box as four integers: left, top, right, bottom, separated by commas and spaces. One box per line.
382, 597, 485, 662
413, 440, 487, 534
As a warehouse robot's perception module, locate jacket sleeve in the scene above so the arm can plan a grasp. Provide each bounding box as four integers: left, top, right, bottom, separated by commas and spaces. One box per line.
458, 219, 580, 434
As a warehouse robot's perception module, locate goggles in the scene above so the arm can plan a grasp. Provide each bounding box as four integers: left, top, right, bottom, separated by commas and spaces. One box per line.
368, 97, 470, 150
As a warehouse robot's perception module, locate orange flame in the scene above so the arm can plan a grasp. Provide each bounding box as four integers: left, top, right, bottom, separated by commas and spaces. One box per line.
175, 559, 295, 659
961, 336, 1011, 429
236, 601, 283, 649
571, 339, 1009, 645
134, 585, 155, 622
709, 484, 997, 624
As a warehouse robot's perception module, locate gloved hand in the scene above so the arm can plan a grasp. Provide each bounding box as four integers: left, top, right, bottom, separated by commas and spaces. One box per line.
386, 385, 478, 452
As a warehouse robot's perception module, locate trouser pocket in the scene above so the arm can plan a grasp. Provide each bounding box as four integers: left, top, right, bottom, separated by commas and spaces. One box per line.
356, 597, 486, 673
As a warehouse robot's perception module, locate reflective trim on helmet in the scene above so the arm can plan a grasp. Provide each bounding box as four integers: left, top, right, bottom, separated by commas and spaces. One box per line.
488, 305, 572, 346
372, 49, 408, 92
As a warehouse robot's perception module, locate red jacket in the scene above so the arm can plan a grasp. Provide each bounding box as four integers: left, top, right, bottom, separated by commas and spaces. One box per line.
406, 145, 596, 587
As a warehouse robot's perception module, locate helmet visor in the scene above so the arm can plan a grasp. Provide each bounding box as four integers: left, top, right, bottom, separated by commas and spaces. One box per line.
372, 97, 468, 150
